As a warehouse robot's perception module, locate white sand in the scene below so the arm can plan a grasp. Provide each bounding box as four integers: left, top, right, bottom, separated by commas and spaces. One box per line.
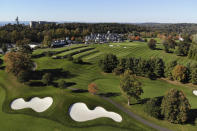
193, 90, 197, 96
109, 45, 114, 47
69, 102, 122, 122
11, 97, 53, 112
123, 47, 127, 48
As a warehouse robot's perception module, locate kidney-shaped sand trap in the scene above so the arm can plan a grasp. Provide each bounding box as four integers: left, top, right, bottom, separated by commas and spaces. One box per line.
11, 97, 53, 112
193, 90, 197, 96
69, 102, 122, 122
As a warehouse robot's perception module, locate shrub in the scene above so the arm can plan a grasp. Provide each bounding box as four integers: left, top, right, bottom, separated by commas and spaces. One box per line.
73, 57, 83, 64
58, 80, 67, 88
148, 39, 156, 50
67, 54, 73, 61
88, 83, 98, 95
42, 73, 52, 85
161, 89, 191, 124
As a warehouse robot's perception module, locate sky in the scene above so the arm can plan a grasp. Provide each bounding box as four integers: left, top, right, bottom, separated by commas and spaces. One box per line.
0, 0, 197, 23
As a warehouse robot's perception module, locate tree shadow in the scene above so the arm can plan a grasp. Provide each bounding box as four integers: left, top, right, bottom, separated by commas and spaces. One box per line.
31, 53, 45, 58
188, 109, 197, 125
99, 92, 121, 97
29, 68, 76, 80
0, 66, 5, 70
71, 89, 88, 93
28, 81, 45, 87
155, 48, 163, 50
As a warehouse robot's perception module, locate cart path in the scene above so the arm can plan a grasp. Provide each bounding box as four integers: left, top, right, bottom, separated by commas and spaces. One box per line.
100, 96, 172, 131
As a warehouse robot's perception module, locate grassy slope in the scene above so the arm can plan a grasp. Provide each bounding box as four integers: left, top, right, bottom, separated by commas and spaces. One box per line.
0, 56, 154, 130
1, 40, 197, 131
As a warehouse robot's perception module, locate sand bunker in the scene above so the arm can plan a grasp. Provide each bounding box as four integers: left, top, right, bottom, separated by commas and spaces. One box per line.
69, 102, 122, 122
193, 90, 197, 96
109, 45, 114, 47
11, 97, 53, 112
123, 47, 127, 48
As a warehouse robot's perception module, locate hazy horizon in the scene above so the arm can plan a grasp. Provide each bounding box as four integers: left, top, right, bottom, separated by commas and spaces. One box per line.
1, 0, 197, 23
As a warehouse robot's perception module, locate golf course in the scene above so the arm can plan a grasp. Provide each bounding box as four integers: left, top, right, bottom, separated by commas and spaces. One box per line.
1, 40, 197, 131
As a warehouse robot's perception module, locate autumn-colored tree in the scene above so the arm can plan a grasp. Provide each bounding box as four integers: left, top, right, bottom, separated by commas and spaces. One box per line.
88, 83, 98, 95
4, 52, 33, 77
135, 36, 140, 41
120, 70, 143, 105
172, 65, 189, 83
71, 36, 75, 41
161, 89, 191, 124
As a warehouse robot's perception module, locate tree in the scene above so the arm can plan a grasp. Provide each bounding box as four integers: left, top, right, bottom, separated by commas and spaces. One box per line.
88, 83, 98, 95
16, 39, 32, 54
4, 52, 33, 77
148, 39, 156, 50
120, 70, 143, 105
172, 65, 189, 83
42, 35, 52, 47
165, 60, 177, 80
161, 89, 191, 124
2, 44, 7, 54
58, 80, 67, 88
162, 40, 169, 53
99, 54, 118, 73
153, 58, 165, 77
175, 42, 191, 56
145, 97, 163, 119
191, 68, 197, 84
42, 73, 52, 85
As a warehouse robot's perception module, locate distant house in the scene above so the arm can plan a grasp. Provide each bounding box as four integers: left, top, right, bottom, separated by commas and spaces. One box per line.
51, 40, 67, 48
85, 31, 124, 44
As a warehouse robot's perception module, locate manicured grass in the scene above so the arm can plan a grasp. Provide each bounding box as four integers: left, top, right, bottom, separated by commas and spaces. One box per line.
0, 56, 154, 131
1, 41, 197, 131
55, 46, 94, 57
33, 44, 86, 55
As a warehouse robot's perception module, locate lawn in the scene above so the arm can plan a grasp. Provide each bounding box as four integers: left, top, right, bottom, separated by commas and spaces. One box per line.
1, 41, 197, 131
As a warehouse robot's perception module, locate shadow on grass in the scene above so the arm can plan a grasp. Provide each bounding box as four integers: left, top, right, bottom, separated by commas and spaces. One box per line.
188, 109, 197, 125
71, 89, 88, 93
99, 92, 121, 97
29, 68, 76, 80
0, 66, 5, 70
27, 81, 45, 87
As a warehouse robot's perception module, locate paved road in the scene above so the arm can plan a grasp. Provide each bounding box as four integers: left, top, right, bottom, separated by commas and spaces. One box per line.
100, 96, 172, 131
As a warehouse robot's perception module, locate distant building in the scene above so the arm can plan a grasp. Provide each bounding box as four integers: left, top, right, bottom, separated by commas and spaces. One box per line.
29, 21, 56, 28
85, 31, 124, 44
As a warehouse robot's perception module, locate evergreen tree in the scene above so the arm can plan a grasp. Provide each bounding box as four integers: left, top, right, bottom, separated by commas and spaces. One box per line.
153, 58, 165, 77
99, 54, 118, 73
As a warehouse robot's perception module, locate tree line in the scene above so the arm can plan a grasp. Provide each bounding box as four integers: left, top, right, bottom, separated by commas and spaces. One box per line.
99, 54, 192, 124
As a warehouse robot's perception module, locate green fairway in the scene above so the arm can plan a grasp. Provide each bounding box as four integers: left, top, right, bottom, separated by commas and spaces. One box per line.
1, 41, 197, 131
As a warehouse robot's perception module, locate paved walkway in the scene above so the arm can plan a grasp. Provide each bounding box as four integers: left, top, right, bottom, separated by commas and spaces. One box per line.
100, 96, 172, 131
